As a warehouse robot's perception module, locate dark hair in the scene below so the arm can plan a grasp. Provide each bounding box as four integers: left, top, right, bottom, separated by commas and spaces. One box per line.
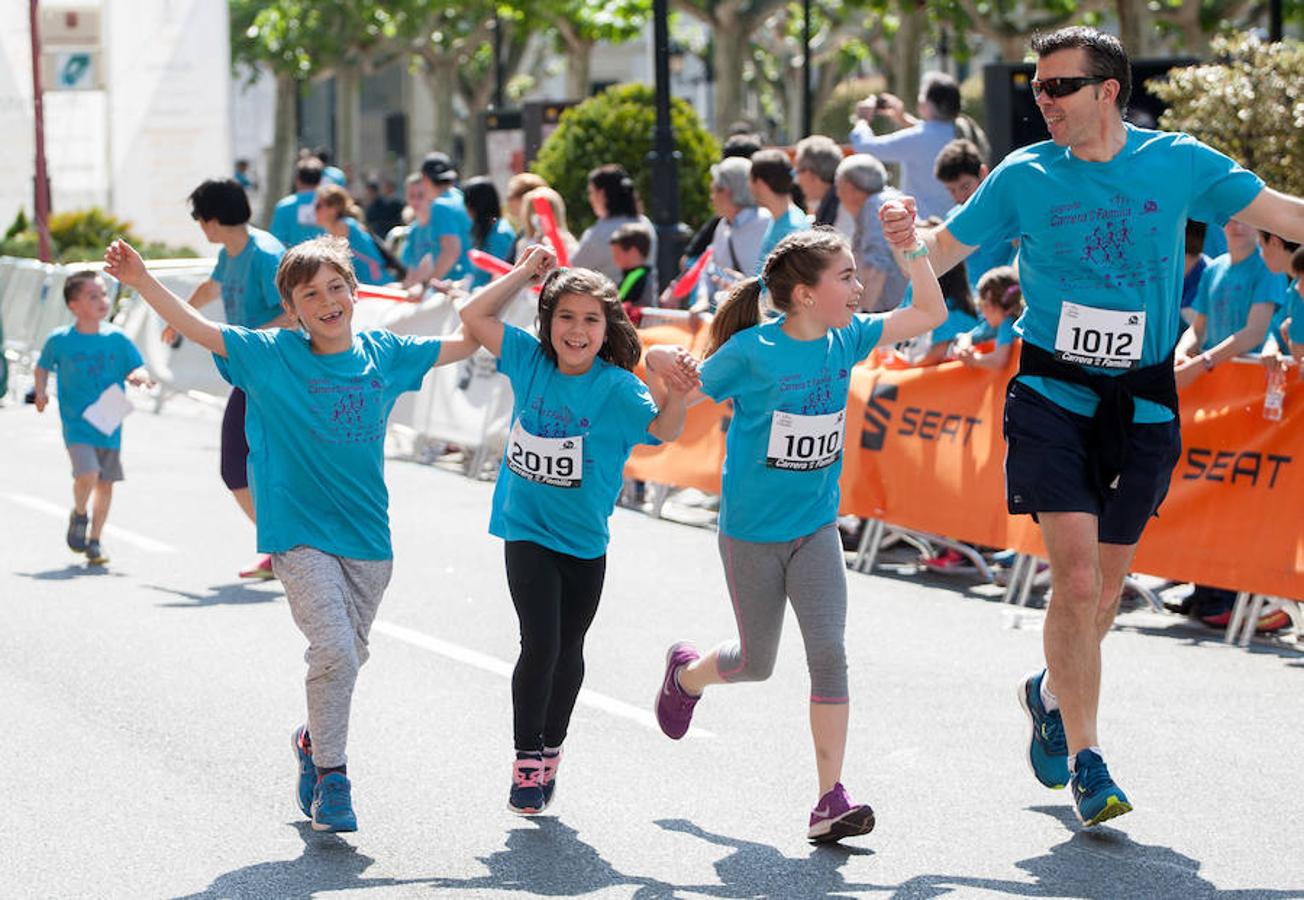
609, 222, 652, 257
976, 265, 1022, 315
921, 72, 961, 120
588, 164, 639, 218
462, 176, 503, 247
421, 151, 457, 184
536, 268, 642, 371
63, 270, 100, 304
1184, 219, 1208, 256
275, 236, 357, 304
707, 227, 848, 357
1259, 230, 1302, 254
1031, 26, 1131, 111
1291, 246, 1304, 277
721, 133, 763, 159
940, 264, 973, 318
313, 146, 333, 165
188, 178, 252, 226
934, 139, 985, 183
295, 158, 324, 188
748, 149, 795, 197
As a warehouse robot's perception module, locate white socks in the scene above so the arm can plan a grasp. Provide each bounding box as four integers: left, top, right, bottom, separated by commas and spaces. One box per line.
1068, 745, 1104, 772
1040, 673, 1060, 712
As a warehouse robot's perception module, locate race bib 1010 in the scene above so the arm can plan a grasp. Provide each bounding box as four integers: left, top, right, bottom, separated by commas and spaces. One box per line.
766, 409, 845, 471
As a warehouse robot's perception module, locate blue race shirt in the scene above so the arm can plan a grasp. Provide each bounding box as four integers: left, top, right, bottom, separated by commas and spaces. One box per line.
471, 218, 517, 289
428, 186, 473, 280
932, 299, 979, 345
1181, 254, 1209, 309
401, 220, 435, 271
270, 190, 326, 248
1191, 250, 1286, 353
344, 217, 387, 285
946, 125, 1263, 422
212, 228, 286, 328
754, 204, 810, 276
215, 327, 443, 560
1286, 280, 1303, 346
700, 314, 885, 542
489, 325, 659, 559
37, 324, 143, 449
966, 317, 1018, 347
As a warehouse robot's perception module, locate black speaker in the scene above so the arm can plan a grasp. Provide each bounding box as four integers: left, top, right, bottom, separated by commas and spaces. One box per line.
983, 57, 1198, 163
384, 113, 407, 158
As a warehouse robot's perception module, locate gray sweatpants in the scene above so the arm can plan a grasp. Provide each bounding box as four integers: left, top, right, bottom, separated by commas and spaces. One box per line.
272, 545, 393, 769
715, 523, 849, 703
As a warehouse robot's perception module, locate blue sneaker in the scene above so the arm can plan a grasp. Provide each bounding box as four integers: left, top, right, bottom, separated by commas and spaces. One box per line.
291, 726, 315, 818
311, 773, 358, 832
508, 752, 547, 815
1070, 749, 1133, 827
1017, 670, 1069, 789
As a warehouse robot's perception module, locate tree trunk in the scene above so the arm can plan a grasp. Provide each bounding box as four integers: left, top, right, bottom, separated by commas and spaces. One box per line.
261, 72, 299, 228
557, 22, 593, 101
423, 57, 459, 157
1116, 1, 1149, 57
713, 19, 749, 135
892, 1, 924, 107
335, 63, 362, 179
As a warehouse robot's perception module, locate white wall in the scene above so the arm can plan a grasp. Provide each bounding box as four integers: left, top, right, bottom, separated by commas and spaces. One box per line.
0, 0, 231, 250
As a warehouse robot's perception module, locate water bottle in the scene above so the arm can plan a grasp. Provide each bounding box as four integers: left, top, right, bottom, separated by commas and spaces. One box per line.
1263, 366, 1285, 421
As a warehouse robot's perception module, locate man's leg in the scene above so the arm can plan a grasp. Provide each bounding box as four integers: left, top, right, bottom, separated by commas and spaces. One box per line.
89, 479, 113, 540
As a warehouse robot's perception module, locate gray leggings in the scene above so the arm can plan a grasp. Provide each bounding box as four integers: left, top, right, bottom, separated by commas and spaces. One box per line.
273, 545, 393, 769
715, 523, 849, 703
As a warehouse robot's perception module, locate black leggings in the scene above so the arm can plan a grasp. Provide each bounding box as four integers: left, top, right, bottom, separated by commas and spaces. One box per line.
505, 541, 606, 752
220, 388, 250, 490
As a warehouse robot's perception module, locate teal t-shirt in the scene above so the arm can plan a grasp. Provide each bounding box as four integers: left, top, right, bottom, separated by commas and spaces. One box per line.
945, 126, 1263, 422
345, 217, 387, 285
1287, 280, 1304, 346
700, 314, 885, 543
1191, 250, 1286, 353
401, 220, 435, 271
489, 325, 659, 559
37, 324, 143, 449
211, 228, 286, 328
947, 202, 1017, 292
269, 190, 326, 248
215, 327, 443, 560
428, 186, 473, 280
933, 299, 979, 345
966, 317, 1018, 347
471, 218, 517, 289
754, 204, 810, 276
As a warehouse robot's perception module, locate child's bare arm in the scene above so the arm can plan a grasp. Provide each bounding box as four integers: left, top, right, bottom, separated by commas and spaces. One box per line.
105, 240, 228, 358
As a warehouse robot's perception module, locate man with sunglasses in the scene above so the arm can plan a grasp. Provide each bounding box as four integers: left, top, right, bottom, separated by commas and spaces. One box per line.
883, 25, 1304, 828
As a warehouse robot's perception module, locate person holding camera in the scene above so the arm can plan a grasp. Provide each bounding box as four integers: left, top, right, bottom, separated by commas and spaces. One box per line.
851, 73, 987, 220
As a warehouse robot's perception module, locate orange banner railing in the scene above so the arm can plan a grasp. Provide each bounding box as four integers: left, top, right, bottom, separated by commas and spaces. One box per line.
629, 325, 1303, 598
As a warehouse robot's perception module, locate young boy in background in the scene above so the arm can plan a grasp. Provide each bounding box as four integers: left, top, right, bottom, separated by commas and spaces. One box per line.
34, 272, 150, 565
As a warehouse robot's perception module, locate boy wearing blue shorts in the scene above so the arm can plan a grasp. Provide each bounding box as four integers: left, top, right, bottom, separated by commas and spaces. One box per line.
106, 235, 480, 832
34, 272, 150, 565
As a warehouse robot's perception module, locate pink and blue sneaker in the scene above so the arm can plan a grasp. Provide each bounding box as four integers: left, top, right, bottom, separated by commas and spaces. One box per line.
807, 782, 875, 844
508, 752, 547, 815
655, 641, 701, 740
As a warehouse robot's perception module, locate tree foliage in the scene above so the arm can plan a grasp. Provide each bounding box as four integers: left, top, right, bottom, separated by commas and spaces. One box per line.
1151, 35, 1304, 198
532, 84, 721, 233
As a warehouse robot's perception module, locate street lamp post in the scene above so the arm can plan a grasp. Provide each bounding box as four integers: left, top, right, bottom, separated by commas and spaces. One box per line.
801, 0, 812, 138
648, 0, 684, 295
29, 0, 52, 262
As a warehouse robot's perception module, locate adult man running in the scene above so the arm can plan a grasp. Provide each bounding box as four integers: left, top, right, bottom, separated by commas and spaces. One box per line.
884, 26, 1304, 826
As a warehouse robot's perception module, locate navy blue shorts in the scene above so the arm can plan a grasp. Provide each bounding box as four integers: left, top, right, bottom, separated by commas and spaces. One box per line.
1002, 380, 1181, 546
220, 388, 250, 491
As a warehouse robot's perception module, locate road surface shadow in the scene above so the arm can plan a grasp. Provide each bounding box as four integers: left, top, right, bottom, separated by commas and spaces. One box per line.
147, 581, 281, 608
171, 821, 435, 900
15, 563, 124, 581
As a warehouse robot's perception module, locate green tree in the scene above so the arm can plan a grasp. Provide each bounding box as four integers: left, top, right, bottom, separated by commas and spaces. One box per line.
532, 83, 721, 234
541, 0, 651, 100
1151, 35, 1304, 198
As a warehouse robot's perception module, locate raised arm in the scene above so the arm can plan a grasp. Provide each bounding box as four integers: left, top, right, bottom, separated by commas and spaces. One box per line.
1233, 188, 1304, 245
105, 240, 228, 358
458, 244, 555, 357
878, 200, 948, 347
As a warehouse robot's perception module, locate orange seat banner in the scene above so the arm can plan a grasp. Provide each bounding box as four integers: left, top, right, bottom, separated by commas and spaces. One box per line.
629, 326, 1303, 599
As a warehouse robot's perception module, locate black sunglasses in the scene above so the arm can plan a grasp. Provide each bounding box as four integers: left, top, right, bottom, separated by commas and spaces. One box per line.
1030, 76, 1109, 100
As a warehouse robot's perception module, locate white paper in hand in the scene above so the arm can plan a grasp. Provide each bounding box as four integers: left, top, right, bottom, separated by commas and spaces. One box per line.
82, 384, 134, 436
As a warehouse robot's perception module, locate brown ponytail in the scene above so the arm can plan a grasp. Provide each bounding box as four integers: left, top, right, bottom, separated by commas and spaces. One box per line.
706, 278, 765, 357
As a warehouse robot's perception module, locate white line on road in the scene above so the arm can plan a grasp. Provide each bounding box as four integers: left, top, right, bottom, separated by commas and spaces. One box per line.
4, 493, 177, 554
372, 619, 715, 739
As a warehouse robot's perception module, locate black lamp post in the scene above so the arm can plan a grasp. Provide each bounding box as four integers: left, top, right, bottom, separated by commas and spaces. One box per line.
801, 0, 812, 138
648, 0, 685, 294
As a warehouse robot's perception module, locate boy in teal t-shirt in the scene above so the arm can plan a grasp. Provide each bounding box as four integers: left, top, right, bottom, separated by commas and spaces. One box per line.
34, 272, 149, 564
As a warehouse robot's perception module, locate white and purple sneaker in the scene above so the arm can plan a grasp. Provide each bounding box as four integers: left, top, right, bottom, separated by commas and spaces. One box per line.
655, 641, 701, 740
807, 782, 875, 844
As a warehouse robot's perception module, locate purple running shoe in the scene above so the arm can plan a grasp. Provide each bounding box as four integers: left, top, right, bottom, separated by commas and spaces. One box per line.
655, 641, 701, 740
807, 782, 875, 844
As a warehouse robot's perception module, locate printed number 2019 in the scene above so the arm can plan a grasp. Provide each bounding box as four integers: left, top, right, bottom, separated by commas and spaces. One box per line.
783, 430, 841, 460
510, 444, 573, 477
1069, 327, 1132, 357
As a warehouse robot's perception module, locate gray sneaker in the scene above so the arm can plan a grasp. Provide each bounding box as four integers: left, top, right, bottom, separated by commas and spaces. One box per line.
85, 539, 108, 565
67, 511, 88, 552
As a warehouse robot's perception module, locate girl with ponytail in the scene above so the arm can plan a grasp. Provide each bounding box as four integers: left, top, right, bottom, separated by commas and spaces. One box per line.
650, 204, 947, 844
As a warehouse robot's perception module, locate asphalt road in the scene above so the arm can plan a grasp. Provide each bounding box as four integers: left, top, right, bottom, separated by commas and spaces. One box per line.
3, 386, 1302, 900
